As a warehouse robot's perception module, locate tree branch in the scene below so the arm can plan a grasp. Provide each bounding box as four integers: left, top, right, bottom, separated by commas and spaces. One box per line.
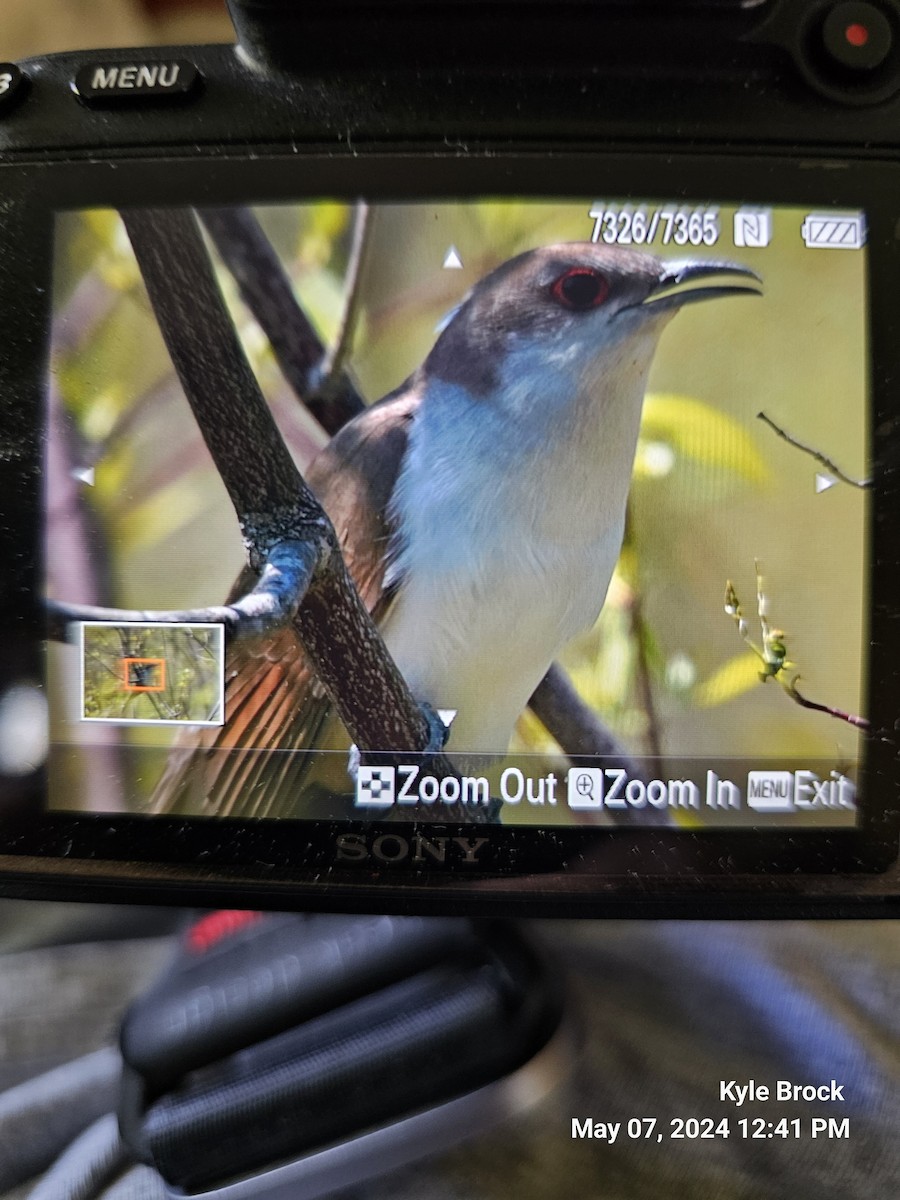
122, 209, 311, 543
47, 541, 318, 642
116, 208, 466, 809
198, 206, 365, 436
528, 663, 638, 766
529, 663, 668, 826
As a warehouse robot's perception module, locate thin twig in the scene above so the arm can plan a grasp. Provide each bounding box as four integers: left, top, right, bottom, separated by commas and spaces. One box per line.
626, 588, 663, 760
757, 410, 870, 489
725, 573, 868, 730
623, 507, 663, 759
45, 379, 125, 812
315, 201, 373, 396
786, 678, 870, 730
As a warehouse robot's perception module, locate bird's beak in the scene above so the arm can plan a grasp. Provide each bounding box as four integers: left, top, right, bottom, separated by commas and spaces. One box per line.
641, 259, 763, 313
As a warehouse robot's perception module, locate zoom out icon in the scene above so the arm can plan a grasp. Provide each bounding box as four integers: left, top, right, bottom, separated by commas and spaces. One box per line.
356, 765, 396, 807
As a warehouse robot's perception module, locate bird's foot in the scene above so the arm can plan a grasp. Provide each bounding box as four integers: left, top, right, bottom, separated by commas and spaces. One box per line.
346, 702, 452, 784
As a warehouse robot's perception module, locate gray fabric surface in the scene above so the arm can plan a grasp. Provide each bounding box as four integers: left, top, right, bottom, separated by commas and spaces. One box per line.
27, 1117, 128, 1200
98, 1168, 165, 1200
0, 904, 183, 956
0, 936, 173, 1092
339, 921, 900, 1200
0, 909, 896, 1200
461, 920, 899, 1200
0, 1049, 121, 1192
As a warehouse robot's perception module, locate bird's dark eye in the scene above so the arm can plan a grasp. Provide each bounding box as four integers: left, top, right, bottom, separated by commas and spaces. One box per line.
551, 268, 610, 311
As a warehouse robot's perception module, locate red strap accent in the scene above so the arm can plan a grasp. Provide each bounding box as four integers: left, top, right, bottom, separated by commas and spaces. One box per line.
187, 910, 263, 954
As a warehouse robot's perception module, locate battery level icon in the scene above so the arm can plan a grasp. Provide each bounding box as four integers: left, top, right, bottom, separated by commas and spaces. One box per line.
801, 212, 866, 250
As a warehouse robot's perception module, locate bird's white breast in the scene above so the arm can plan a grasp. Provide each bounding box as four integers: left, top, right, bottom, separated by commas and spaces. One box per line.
381, 333, 655, 752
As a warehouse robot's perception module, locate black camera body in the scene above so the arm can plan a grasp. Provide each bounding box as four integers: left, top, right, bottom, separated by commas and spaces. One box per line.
1, 0, 899, 915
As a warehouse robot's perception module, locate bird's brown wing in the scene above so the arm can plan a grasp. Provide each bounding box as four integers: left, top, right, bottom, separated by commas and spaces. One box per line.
148, 386, 419, 817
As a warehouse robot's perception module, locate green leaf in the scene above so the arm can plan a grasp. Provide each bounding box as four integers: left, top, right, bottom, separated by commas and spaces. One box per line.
693, 650, 763, 708
637, 393, 770, 485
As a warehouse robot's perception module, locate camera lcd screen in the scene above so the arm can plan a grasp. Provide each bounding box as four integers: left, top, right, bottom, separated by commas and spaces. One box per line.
43, 198, 869, 830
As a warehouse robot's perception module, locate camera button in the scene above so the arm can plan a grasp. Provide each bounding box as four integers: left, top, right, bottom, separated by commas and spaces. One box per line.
71, 59, 202, 107
0, 64, 27, 115
821, 2, 893, 72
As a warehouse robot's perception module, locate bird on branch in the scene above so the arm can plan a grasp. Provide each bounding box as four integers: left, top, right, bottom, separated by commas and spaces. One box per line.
151, 243, 760, 818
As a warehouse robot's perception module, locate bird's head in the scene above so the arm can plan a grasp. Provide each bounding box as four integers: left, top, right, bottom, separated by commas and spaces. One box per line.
424, 242, 762, 412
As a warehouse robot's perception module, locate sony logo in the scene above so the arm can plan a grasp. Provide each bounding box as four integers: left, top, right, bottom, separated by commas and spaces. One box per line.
335, 832, 489, 866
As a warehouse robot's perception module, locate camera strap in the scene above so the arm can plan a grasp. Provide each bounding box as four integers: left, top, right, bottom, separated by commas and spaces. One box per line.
117, 912, 567, 1200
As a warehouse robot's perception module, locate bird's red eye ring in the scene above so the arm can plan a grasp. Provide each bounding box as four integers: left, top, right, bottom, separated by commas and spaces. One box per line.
551, 268, 610, 311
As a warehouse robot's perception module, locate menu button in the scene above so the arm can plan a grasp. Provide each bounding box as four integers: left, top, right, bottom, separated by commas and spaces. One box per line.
73, 60, 201, 105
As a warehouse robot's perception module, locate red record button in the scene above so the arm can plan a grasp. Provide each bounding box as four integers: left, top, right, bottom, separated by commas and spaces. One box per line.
821, 2, 893, 71
0, 65, 27, 115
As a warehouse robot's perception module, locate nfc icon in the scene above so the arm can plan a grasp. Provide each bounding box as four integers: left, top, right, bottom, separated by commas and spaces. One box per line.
733, 207, 773, 248
355, 765, 397, 807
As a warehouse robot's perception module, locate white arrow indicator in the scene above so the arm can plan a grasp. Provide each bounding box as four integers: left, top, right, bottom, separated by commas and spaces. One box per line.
71, 466, 95, 487
442, 245, 463, 270
815, 473, 836, 494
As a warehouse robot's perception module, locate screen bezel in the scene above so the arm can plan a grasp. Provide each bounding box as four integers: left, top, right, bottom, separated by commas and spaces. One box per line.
1, 148, 898, 899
